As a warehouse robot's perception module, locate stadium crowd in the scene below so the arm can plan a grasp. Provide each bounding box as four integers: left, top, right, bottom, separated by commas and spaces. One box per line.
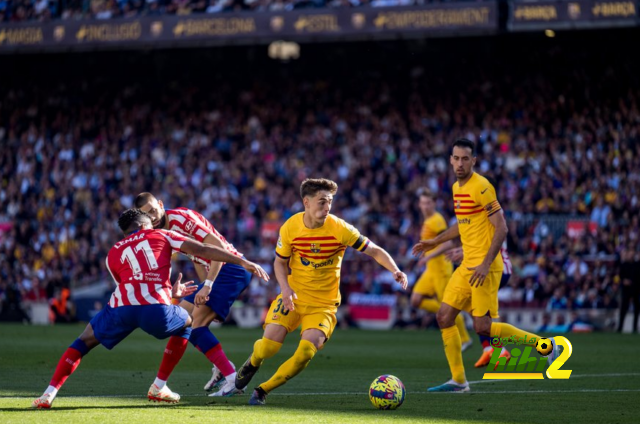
0, 39, 638, 328
2, 0, 473, 23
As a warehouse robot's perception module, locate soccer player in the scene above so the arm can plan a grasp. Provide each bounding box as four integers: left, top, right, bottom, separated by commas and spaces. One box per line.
411, 189, 471, 351
32, 209, 269, 409
413, 139, 560, 392
229, 178, 408, 405
135, 193, 256, 396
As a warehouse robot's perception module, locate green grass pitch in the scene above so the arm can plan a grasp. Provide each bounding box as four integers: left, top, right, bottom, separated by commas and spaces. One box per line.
1, 323, 640, 423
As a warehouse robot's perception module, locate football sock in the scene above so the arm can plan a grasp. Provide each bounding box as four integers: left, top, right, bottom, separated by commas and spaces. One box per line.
490, 322, 540, 346
205, 345, 235, 377
190, 327, 235, 377
156, 335, 189, 385
49, 339, 90, 392
455, 314, 471, 344
441, 326, 466, 384
251, 338, 283, 367
419, 298, 440, 314
259, 340, 317, 393
479, 335, 493, 352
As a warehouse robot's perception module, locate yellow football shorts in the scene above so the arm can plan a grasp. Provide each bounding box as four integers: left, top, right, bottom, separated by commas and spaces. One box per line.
264, 294, 337, 340
413, 268, 451, 301
441, 267, 502, 318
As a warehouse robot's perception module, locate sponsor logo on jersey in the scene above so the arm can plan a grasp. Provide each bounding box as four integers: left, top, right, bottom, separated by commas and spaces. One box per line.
300, 257, 334, 269
458, 218, 471, 225
277, 237, 283, 248
185, 221, 195, 233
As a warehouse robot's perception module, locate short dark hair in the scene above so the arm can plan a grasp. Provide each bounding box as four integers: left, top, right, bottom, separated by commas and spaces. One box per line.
300, 178, 338, 199
452, 138, 476, 156
418, 188, 435, 200
134, 192, 157, 209
118, 209, 152, 233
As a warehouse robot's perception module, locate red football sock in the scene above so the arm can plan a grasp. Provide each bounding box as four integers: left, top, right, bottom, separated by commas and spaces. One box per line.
50, 347, 83, 389
157, 336, 189, 381
481, 339, 491, 349
205, 344, 235, 377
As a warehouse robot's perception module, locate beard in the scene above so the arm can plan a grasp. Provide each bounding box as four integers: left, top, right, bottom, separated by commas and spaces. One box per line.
154, 214, 167, 229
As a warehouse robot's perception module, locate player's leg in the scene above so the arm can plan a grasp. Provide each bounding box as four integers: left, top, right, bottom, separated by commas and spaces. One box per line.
428, 268, 471, 392
250, 308, 334, 405
473, 271, 558, 364
437, 271, 471, 351
235, 294, 298, 392
151, 308, 193, 395
139, 304, 193, 403
475, 273, 512, 367
33, 308, 116, 409
410, 271, 440, 314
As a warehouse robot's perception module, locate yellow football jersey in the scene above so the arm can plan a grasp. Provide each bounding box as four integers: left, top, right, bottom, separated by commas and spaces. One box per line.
420, 212, 452, 275
275, 213, 369, 308
452, 172, 504, 272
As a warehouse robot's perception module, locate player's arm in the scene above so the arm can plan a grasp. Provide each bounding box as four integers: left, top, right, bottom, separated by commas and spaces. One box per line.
274, 255, 297, 312
412, 223, 459, 256
420, 240, 456, 263
191, 233, 227, 306
362, 242, 408, 290
468, 210, 508, 287
180, 239, 269, 282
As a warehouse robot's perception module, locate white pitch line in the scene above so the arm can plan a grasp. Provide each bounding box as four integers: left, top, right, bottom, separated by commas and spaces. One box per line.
4, 372, 639, 400
4, 388, 640, 400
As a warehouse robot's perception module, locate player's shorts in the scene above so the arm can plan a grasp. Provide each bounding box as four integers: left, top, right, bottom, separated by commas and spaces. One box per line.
500, 273, 512, 289
90, 304, 190, 350
413, 268, 451, 301
183, 262, 251, 321
442, 266, 502, 319
264, 294, 337, 341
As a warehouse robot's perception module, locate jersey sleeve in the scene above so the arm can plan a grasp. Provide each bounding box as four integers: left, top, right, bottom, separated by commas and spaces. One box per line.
477, 182, 502, 217
185, 210, 215, 242
105, 249, 121, 284
275, 222, 292, 259
338, 218, 369, 252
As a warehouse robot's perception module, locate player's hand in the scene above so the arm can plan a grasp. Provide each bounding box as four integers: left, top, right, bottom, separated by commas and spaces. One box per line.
194, 285, 212, 307
241, 260, 270, 282
468, 262, 490, 287
172, 273, 197, 299
445, 247, 464, 263
393, 271, 409, 290
412, 239, 438, 256
281, 286, 297, 312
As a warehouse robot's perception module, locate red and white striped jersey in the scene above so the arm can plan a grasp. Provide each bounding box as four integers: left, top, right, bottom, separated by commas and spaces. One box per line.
105, 229, 188, 308
165, 207, 241, 266
500, 241, 512, 275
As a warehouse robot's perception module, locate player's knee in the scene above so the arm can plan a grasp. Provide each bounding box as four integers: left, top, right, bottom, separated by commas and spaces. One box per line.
294, 340, 317, 365
435, 309, 454, 328
255, 337, 282, 360
473, 318, 491, 336
410, 294, 422, 308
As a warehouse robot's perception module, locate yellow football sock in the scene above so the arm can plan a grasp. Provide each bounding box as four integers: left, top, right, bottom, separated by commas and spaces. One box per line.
490, 322, 540, 346
250, 338, 283, 367
419, 298, 440, 314
441, 326, 466, 384
455, 314, 471, 344
259, 340, 317, 393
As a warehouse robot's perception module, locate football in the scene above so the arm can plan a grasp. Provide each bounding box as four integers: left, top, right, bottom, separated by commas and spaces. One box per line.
536, 337, 553, 356
369, 375, 406, 410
